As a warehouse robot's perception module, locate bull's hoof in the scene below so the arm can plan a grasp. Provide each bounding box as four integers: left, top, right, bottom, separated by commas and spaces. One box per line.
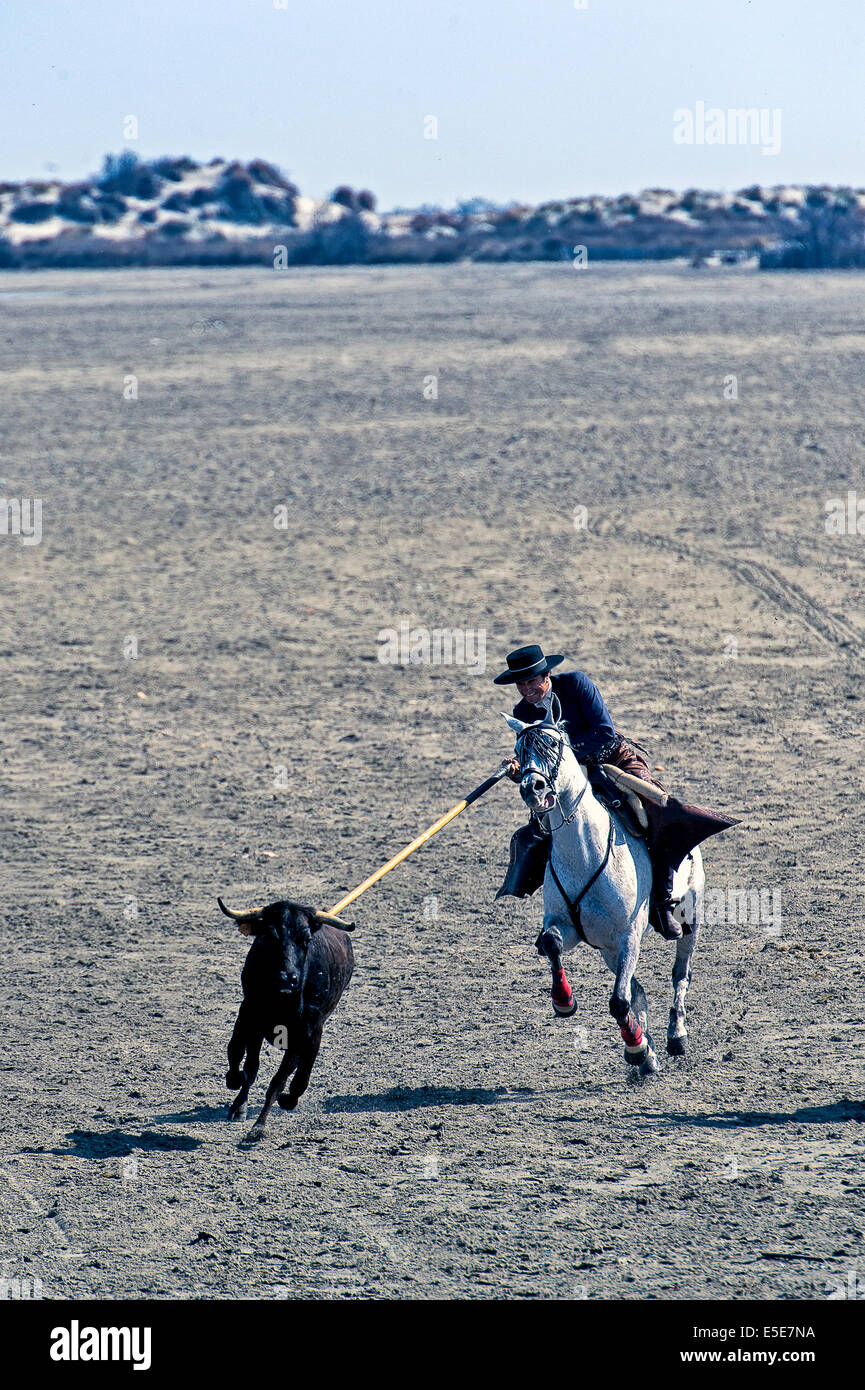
667, 1034, 687, 1056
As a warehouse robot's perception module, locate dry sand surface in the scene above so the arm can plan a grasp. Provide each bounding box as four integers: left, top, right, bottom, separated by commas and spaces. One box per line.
1, 261, 864, 1300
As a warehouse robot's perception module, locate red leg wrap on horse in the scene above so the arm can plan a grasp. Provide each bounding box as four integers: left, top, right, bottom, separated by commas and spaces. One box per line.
551, 969, 573, 1005
620, 1014, 644, 1048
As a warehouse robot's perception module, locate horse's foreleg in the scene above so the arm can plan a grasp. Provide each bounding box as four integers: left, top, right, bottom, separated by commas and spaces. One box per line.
668, 923, 699, 1056
537, 919, 578, 1017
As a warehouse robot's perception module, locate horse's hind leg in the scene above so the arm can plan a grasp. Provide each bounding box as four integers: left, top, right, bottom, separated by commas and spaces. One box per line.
630, 975, 659, 1076
668, 924, 699, 1056
605, 938, 651, 1069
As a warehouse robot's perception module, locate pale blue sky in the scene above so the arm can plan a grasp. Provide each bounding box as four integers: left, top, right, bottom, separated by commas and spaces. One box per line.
1, 0, 862, 207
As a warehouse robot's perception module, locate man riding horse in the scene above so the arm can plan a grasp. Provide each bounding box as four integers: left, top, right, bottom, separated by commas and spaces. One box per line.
495, 643, 701, 941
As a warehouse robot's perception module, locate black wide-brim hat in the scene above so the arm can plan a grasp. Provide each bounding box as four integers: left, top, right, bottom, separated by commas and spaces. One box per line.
493, 644, 565, 685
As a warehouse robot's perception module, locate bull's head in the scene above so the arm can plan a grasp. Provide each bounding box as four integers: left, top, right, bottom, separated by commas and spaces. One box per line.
217, 897, 354, 1000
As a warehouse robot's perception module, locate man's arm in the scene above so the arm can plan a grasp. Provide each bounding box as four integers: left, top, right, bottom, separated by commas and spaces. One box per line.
557, 672, 615, 761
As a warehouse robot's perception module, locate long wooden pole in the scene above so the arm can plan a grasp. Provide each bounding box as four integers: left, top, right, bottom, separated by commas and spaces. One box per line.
328, 765, 509, 917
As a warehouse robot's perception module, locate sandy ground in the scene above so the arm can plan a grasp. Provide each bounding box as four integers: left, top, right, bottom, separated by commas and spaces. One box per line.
1, 261, 864, 1301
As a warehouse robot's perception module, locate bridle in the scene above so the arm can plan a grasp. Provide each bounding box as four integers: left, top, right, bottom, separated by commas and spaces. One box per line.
515, 723, 586, 831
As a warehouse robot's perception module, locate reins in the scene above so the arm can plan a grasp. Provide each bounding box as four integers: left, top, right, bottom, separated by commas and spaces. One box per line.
548, 819, 614, 944
516, 722, 615, 943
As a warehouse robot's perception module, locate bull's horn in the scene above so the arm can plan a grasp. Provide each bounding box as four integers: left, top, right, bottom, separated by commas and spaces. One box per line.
600, 765, 668, 807
312, 910, 356, 931
217, 896, 261, 923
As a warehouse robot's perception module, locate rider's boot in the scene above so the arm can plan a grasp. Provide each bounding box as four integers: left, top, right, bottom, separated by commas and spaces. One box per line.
652, 861, 683, 940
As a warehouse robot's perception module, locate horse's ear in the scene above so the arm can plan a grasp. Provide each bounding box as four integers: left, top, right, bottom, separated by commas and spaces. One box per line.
503, 714, 527, 735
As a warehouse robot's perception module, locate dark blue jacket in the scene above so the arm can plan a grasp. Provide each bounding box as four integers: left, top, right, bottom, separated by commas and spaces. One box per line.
512, 670, 615, 762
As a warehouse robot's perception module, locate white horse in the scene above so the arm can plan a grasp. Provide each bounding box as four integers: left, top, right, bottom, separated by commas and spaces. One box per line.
505, 713, 704, 1075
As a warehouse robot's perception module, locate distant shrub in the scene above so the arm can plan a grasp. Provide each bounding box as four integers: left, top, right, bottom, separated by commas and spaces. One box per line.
10, 201, 55, 223
133, 169, 161, 200
213, 164, 271, 223
456, 196, 502, 216
98, 151, 142, 195
9, 201, 55, 222
259, 194, 296, 225
247, 159, 298, 194
332, 186, 356, 210
294, 212, 370, 264
357, 189, 376, 212
163, 190, 192, 212
155, 218, 189, 237
149, 156, 199, 182
57, 196, 97, 223
93, 194, 126, 223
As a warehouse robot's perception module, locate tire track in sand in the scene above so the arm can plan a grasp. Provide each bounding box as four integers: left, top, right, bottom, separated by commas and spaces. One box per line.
625, 528, 864, 667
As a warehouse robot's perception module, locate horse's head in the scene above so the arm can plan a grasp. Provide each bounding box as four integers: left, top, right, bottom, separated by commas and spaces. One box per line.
504, 713, 572, 814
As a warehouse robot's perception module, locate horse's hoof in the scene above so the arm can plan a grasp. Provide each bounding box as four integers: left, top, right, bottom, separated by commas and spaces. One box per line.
551, 974, 577, 1016
667, 1035, 687, 1056
226, 1068, 245, 1090
277, 1095, 295, 1111
242, 1125, 265, 1144
227, 1102, 247, 1121
624, 1043, 648, 1066
639, 1049, 659, 1076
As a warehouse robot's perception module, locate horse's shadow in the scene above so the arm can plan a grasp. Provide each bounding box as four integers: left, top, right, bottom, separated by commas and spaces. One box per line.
638, 1100, 865, 1131
151, 1104, 230, 1125
322, 1084, 540, 1113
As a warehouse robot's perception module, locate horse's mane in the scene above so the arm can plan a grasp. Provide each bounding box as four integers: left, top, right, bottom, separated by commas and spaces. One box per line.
516, 719, 573, 774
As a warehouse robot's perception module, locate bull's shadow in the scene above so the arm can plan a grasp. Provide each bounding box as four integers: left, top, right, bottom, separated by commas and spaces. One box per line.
24, 1128, 203, 1159
638, 1099, 865, 1131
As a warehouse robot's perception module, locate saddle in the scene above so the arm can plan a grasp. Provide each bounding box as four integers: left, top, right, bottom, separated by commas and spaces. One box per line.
495, 767, 738, 910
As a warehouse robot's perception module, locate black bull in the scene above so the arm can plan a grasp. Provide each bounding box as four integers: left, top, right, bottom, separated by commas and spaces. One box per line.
217, 897, 354, 1138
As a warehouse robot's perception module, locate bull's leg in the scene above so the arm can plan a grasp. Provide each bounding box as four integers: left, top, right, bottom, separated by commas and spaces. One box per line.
244, 1051, 299, 1141
668, 922, 699, 1056
606, 936, 649, 1068
226, 1005, 262, 1120
279, 1030, 323, 1112
537, 919, 578, 1017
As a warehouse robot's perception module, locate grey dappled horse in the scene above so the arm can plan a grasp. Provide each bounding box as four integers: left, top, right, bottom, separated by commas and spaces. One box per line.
506, 713, 704, 1075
